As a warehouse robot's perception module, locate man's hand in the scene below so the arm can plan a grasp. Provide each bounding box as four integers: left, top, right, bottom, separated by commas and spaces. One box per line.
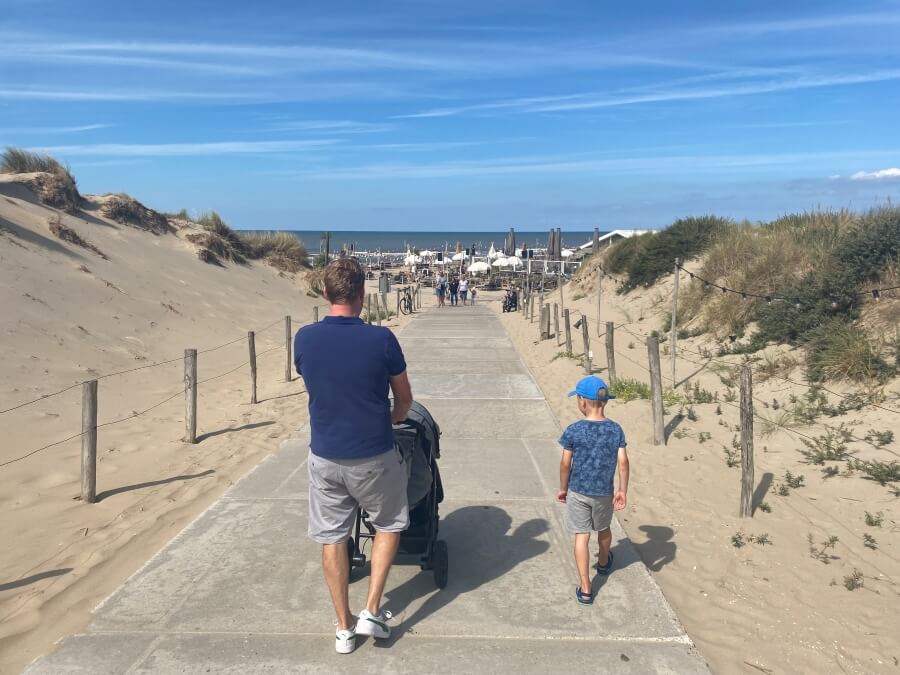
613, 491, 627, 511
556, 490, 568, 504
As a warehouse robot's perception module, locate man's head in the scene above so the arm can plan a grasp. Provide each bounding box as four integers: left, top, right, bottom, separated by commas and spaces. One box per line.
323, 257, 365, 309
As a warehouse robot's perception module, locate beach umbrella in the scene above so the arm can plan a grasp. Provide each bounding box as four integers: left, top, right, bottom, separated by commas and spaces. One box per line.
467, 261, 491, 274
507, 256, 523, 268
404, 254, 421, 265
488, 243, 499, 259
561, 248, 574, 258
421, 250, 435, 258
492, 257, 508, 267
452, 251, 466, 261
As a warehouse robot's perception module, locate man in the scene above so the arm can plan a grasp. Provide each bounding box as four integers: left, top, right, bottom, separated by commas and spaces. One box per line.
294, 257, 413, 654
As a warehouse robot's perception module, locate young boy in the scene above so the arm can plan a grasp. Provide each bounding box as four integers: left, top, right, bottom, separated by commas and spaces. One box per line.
557, 376, 629, 605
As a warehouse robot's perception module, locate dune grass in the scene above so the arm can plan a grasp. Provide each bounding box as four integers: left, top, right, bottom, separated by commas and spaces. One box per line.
1, 147, 74, 179
1, 147, 81, 212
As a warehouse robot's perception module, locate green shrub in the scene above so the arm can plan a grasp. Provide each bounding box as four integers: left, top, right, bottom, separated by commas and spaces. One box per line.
609, 378, 651, 401
805, 320, 893, 383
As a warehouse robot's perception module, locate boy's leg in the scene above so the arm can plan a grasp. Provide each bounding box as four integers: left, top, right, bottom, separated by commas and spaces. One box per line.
596, 527, 612, 566
574, 533, 592, 594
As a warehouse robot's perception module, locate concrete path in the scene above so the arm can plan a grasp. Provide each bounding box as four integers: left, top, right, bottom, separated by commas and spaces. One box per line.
26, 304, 709, 674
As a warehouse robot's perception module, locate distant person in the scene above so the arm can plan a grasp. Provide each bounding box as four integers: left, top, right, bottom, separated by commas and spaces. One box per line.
436, 271, 448, 307
556, 376, 629, 605
458, 276, 469, 305
294, 257, 413, 654
470, 283, 477, 304
448, 276, 460, 306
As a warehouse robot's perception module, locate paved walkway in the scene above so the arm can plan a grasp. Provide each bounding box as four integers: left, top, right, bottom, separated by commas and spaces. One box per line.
26, 304, 708, 674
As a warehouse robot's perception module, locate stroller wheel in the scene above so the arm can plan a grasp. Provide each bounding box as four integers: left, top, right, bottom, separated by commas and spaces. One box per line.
433, 540, 449, 589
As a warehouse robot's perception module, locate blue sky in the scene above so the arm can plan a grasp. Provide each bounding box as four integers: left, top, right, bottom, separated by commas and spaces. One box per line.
1, 0, 899, 230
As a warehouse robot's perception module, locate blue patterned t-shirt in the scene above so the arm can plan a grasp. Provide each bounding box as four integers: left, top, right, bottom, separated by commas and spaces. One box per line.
559, 419, 626, 497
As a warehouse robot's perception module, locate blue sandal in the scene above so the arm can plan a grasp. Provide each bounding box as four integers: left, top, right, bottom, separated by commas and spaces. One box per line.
594, 551, 614, 575
575, 587, 594, 605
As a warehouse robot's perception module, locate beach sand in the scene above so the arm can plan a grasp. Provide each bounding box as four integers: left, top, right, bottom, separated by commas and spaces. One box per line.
493, 270, 899, 674
0, 180, 414, 672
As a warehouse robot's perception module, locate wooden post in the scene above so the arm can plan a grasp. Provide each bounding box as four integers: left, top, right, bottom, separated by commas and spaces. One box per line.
596, 271, 602, 337
284, 316, 292, 382
184, 348, 197, 444
581, 316, 591, 374
381, 293, 388, 322
564, 309, 573, 353
81, 380, 98, 503
366, 294, 372, 324
559, 277, 566, 317
396, 288, 401, 317
670, 258, 679, 388
553, 303, 560, 345
740, 365, 755, 518
605, 321, 617, 385
313, 306, 319, 323
647, 337, 664, 446
248, 331, 257, 404
376, 293, 382, 326
540, 304, 550, 340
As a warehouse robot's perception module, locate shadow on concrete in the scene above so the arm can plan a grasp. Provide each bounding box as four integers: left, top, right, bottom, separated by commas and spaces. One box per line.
664, 413, 684, 442
96, 470, 215, 502
380, 505, 549, 643
591, 537, 645, 594
197, 421, 274, 442
0, 568, 72, 592
752, 472, 774, 514
630, 525, 677, 573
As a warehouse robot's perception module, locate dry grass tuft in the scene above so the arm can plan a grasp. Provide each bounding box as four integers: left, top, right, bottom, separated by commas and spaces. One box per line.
48, 215, 107, 259
2, 147, 81, 213
98, 193, 172, 235
242, 232, 308, 273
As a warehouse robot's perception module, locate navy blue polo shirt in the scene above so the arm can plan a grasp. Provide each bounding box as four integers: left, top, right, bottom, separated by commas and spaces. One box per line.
294, 316, 406, 460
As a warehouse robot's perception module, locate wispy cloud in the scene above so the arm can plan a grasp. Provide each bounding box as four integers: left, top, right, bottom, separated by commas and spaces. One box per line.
850, 168, 900, 181
35, 139, 340, 157
260, 120, 393, 134
703, 11, 900, 36
0, 123, 110, 134
400, 69, 900, 118
0, 87, 257, 102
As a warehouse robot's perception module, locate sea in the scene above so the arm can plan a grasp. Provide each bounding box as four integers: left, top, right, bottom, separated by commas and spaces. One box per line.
241, 230, 605, 254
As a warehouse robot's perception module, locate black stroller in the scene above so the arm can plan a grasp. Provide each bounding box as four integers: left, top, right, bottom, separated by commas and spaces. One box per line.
347, 401, 448, 588
502, 288, 518, 312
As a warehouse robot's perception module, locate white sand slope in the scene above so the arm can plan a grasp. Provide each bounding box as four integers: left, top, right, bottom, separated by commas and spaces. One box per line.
0, 177, 345, 672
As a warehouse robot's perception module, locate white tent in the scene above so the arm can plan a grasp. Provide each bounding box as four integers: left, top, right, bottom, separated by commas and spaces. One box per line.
452, 251, 466, 261
467, 261, 491, 274
487, 243, 501, 260
561, 248, 574, 258
420, 250, 435, 258
404, 254, 421, 265
507, 256, 523, 268
491, 257, 508, 267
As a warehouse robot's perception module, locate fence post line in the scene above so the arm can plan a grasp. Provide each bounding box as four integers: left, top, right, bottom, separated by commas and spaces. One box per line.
284, 316, 292, 382
596, 271, 603, 337
564, 309, 573, 353
381, 293, 389, 322
581, 317, 591, 374
184, 348, 197, 444
553, 302, 560, 345
81, 379, 98, 503
529, 294, 535, 323
670, 258, 679, 388
248, 331, 257, 405
313, 306, 319, 323
647, 336, 664, 446
605, 321, 617, 385
740, 365, 755, 518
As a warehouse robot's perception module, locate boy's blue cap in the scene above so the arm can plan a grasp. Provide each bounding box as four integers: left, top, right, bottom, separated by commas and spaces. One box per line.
568, 376, 615, 401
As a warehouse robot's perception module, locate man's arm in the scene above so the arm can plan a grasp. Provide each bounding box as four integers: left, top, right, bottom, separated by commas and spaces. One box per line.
557, 449, 573, 503
390, 370, 413, 424
614, 447, 629, 510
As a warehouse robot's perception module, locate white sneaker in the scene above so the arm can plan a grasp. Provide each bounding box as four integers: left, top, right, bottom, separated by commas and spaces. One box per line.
355, 609, 392, 639
335, 628, 356, 654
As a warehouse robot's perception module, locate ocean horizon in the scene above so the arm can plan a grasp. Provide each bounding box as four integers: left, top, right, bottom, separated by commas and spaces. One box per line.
238, 229, 608, 253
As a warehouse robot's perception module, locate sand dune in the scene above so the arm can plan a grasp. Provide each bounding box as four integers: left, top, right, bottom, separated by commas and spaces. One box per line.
494, 271, 899, 674
0, 177, 409, 672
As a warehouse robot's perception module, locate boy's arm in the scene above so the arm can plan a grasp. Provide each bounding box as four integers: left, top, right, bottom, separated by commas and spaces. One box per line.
557, 449, 573, 503
613, 447, 629, 510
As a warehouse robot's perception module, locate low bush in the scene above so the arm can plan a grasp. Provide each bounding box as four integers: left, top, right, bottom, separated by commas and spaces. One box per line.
804, 320, 893, 383
242, 232, 308, 273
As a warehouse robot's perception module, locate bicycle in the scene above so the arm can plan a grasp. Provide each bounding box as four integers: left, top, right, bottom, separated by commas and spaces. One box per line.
399, 286, 416, 315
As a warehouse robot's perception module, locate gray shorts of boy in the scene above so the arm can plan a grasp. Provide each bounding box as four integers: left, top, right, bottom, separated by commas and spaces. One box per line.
567, 491, 613, 533
307, 446, 410, 544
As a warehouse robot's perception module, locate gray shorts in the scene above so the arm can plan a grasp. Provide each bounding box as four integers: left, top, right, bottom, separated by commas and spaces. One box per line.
307, 446, 410, 544
567, 491, 613, 533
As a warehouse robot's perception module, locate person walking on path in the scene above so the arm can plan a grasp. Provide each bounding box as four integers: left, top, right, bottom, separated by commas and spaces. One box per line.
448, 276, 460, 306
435, 271, 447, 307
556, 376, 629, 605
294, 257, 414, 654
458, 276, 469, 305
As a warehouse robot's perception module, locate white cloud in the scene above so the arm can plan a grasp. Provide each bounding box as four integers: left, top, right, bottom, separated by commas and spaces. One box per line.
35, 140, 340, 157
0, 123, 110, 134
850, 168, 900, 181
